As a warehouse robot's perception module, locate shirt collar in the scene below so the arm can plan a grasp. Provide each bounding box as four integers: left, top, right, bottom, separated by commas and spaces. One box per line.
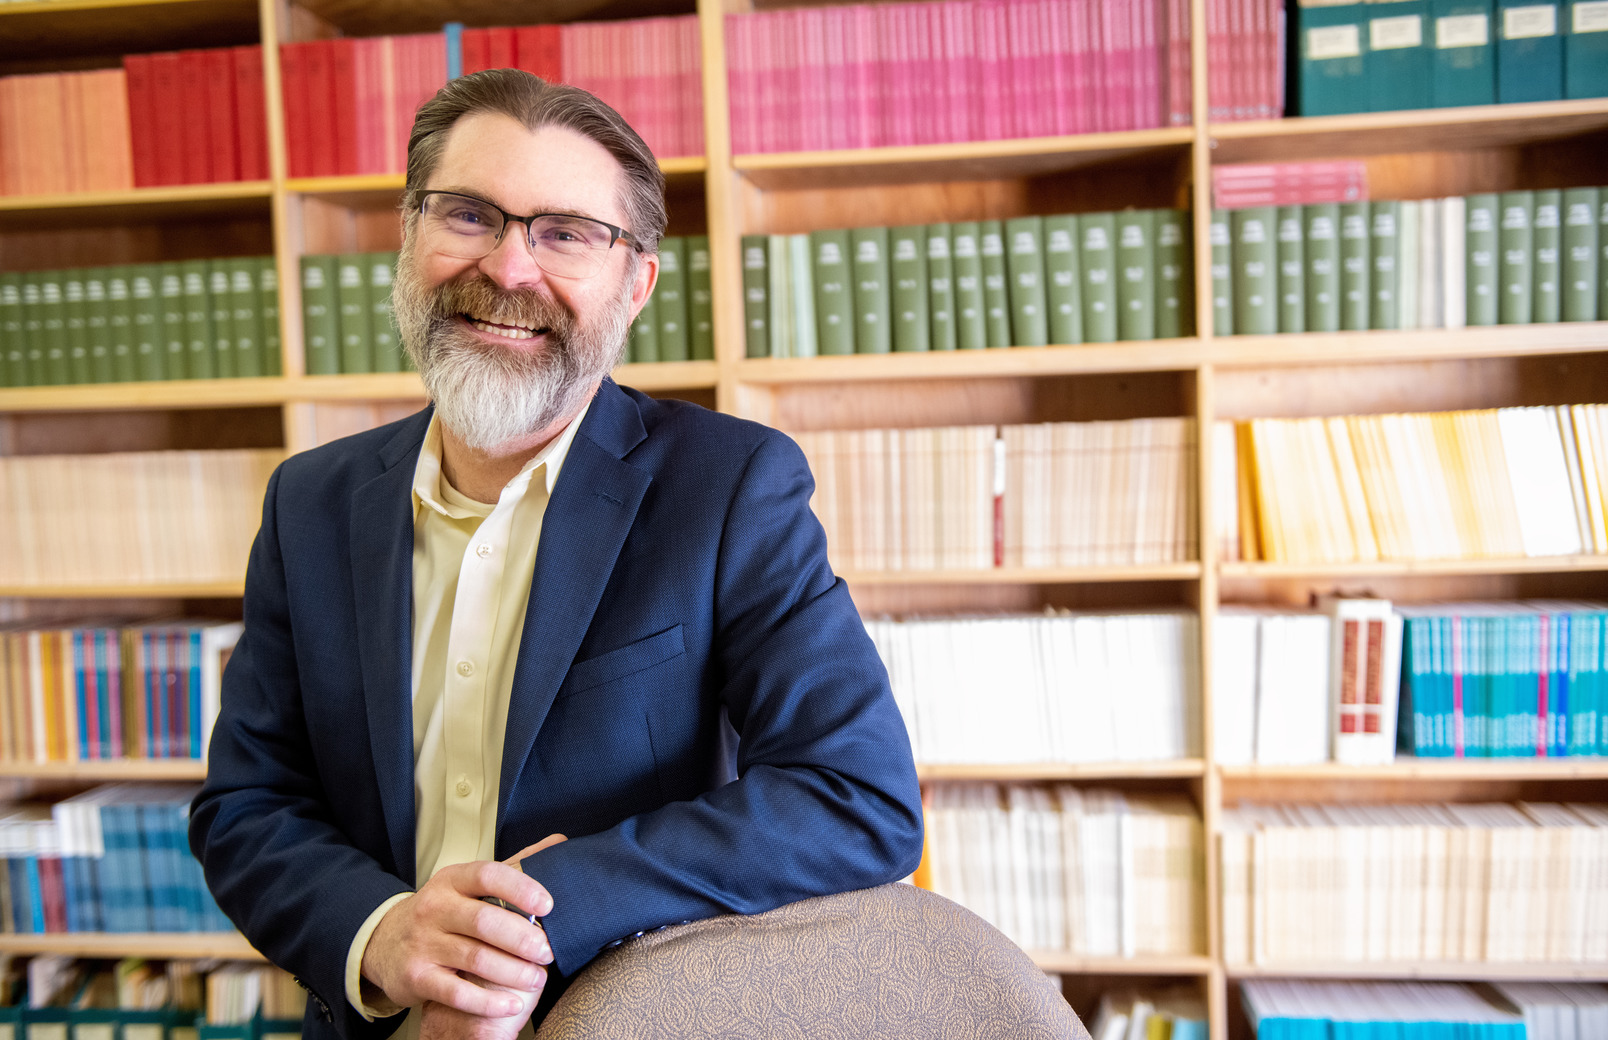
412, 402, 591, 520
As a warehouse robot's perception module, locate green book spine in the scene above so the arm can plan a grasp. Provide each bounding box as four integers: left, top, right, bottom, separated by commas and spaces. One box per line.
84, 270, 112, 384
1209, 210, 1234, 336
336, 254, 372, 373
811, 229, 854, 356
1497, 0, 1564, 101
926, 224, 957, 351
1276, 206, 1307, 332
1044, 215, 1083, 344
1340, 201, 1372, 331
366, 252, 399, 373
787, 233, 817, 357
208, 262, 235, 378
63, 271, 91, 384
951, 222, 987, 349
228, 257, 262, 378
1295, 0, 1369, 115
1567, 0, 1608, 97
300, 255, 339, 375
1002, 216, 1048, 346
1466, 192, 1500, 325
0, 272, 22, 387
1232, 207, 1277, 335
851, 225, 892, 354
740, 234, 769, 359
654, 236, 689, 362
39, 270, 68, 385
687, 236, 714, 360
1370, 199, 1401, 329
1532, 189, 1561, 323
630, 288, 659, 363
1561, 187, 1599, 321
1154, 210, 1190, 338
260, 258, 283, 375
130, 265, 164, 381
1080, 212, 1119, 342
890, 224, 930, 352
1498, 190, 1535, 324
1431, 0, 1497, 105
978, 220, 1011, 347
180, 259, 214, 379
1368, 0, 1433, 111
1115, 210, 1156, 341
766, 235, 791, 359
22, 273, 46, 385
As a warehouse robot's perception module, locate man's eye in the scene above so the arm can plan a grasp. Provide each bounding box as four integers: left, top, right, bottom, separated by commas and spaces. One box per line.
446, 209, 492, 227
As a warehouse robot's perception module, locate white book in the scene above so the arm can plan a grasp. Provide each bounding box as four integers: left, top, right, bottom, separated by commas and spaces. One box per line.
1213, 611, 1259, 765
1499, 405, 1585, 557
1418, 196, 1443, 329
1399, 199, 1419, 330
1318, 597, 1403, 765
1441, 196, 1467, 328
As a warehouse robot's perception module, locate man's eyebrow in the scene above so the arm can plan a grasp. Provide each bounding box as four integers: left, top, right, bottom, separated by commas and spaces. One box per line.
430, 187, 602, 221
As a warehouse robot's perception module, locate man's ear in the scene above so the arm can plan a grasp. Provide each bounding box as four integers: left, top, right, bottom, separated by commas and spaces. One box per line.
627, 251, 660, 321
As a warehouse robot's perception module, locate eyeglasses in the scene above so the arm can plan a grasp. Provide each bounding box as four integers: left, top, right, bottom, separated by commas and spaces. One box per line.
417, 190, 637, 279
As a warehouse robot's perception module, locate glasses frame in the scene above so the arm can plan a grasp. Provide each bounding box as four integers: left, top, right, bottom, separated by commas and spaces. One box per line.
416, 189, 639, 270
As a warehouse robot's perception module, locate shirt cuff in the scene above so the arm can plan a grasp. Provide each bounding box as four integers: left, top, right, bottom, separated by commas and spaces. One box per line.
345, 892, 413, 1021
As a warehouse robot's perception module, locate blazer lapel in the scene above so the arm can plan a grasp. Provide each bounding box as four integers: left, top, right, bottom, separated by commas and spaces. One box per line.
350, 410, 430, 883
498, 383, 651, 823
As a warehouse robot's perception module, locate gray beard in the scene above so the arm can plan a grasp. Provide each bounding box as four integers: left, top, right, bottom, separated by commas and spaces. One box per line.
392, 242, 634, 453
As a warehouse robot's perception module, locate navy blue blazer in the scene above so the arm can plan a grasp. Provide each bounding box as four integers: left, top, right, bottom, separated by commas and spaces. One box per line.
189, 380, 924, 1040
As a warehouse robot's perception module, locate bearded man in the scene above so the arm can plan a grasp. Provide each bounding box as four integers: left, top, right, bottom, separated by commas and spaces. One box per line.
189, 70, 923, 1040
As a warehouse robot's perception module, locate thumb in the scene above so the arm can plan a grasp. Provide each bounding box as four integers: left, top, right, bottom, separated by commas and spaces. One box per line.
504, 833, 568, 868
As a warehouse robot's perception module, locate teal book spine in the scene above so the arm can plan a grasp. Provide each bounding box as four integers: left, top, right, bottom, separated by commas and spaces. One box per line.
1533, 189, 1562, 322
1043, 214, 1083, 344
1498, 190, 1535, 324
1294, 0, 1369, 115
811, 229, 855, 356
1339, 201, 1372, 331
228, 257, 262, 378
180, 259, 214, 379
654, 236, 690, 362
926, 223, 957, 351
1561, 187, 1599, 321
1080, 211, 1119, 342
1232, 207, 1277, 335
300, 255, 339, 375
1277, 206, 1307, 332
207, 262, 235, 378
950, 222, 987, 348
741, 234, 769, 358
851, 225, 892, 354
687, 236, 714, 360
978, 220, 1012, 347
336, 254, 372, 373
1370, 199, 1401, 329
40, 270, 68, 385
1599, 192, 1608, 320
1567, 0, 1608, 97
1431, 0, 1497, 105
367, 252, 400, 373
1366, 0, 1433, 111
1004, 216, 1049, 346
1466, 192, 1500, 325
0, 272, 22, 387
84, 270, 112, 384
259, 258, 282, 375
630, 287, 659, 363
63, 270, 91, 384
1114, 209, 1156, 341
1209, 210, 1234, 335
129, 265, 164, 381
889, 224, 930, 352
1498, 0, 1564, 101
1154, 209, 1191, 338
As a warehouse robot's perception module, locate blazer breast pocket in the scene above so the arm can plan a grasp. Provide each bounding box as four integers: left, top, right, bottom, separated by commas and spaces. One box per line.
560, 623, 686, 699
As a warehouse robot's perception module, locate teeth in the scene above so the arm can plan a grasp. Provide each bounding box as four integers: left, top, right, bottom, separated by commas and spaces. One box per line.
470, 320, 537, 340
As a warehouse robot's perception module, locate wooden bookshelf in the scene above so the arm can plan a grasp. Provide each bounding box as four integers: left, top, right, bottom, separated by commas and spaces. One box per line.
1031, 953, 1214, 976
1219, 760, 1608, 782
843, 564, 1203, 586
0, 0, 258, 68
1227, 962, 1608, 983
0, 759, 209, 781
0, 582, 245, 598
0, 932, 261, 960
921, 760, 1208, 783
1220, 556, 1608, 579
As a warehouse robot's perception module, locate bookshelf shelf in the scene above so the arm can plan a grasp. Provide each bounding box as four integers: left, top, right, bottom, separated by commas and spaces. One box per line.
921, 760, 1207, 782
1226, 962, 1608, 982
1030, 953, 1214, 976
733, 128, 1196, 191
1202, 323, 1608, 370
0, 377, 292, 413
1207, 98, 1608, 164
0, 933, 261, 960
1219, 760, 1608, 782
0, 182, 273, 227
736, 340, 1206, 383
842, 564, 1203, 586
0, 760, 209, 781
0, 582, 244, 598
1219, 556, 1608, 579
0, 0, 258, 65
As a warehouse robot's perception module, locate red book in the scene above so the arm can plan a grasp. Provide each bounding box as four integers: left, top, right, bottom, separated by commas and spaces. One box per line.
487, 26, 515, 70
353, 36, 381, 175
303, 40, 336, 177
516, 23, 562, 81
178, 50, 212, 183
0, 76, 13, 194
1136, 0, 1160, 128
204, 48, 239, 182
379, 35, 401, 174
681, 16, 703, 156
233, 45, 267, 180
278, 42, 310, 178
329, 37, 359, 176
462, 27, 492, 75
101, 629, 123, 759
37, 857, 66, 933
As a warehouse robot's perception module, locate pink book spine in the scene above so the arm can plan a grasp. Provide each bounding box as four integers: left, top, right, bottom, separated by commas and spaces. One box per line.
909, 3, 936, 145
1041, 0, 1071, 136
1069, 0, 1095, 133
782, 10, 806, 153
799, 8, 829, 152
1004, 0, 1036, 139
682, 17, 703, 157
723, 17, 749, 154
822, 7, 851, 151
974, 0, 1005, 141
1206, 0, 1225, 121
1172, 0, 1192, 126
854, 5, 880, 149
1137, 0, 1160, 128
877, 4, 909, 148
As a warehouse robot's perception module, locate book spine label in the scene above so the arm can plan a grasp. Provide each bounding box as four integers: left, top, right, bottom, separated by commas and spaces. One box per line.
40, 271, 68, 385
22, 274, 46, 385
889, 224, 930, 352
1232, 207, 1278, 334
1004, 216, 1049, 347
335, 254, 372, 373
654, 236, 690, 362
978, 220, 1011, 347
1154, 209, 1191, 339
1370, 199, 1401, 329
950, 222, 986, 349
228, 258, 262, 378
84, 272, 112, 385
926, 223, 957, 351
300, 256, 339, 375
129, 266, 164, 381
1532, 189, 1561, 322
1210, 210, 1234, 335
1466, 193, 1500, 324
1432, 0, 1497, 106
1277, 205, 1307, 333
208, 263, 235, 379
1498, 189, 1535, 324
1339, 201, 1372, 331
180, 260, 214, 379
851, 226, 892, 354
1043, 215, 1083, 344
1561, 187, 1599, 322
1305, 205, 1342, 332
0, 273, 22, 387
811, 229, 854, 356
741, 234, 769, 358
367, 252, 400, 373
1080, 212, 1119, 342
260, 259, 282, 375
687, 236, 714, 360
1115, 209, 1156, 341
63, 272, 90, 384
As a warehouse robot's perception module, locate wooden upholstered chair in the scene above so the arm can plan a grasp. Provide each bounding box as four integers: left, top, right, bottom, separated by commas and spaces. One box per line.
533, 883, 1091, 1039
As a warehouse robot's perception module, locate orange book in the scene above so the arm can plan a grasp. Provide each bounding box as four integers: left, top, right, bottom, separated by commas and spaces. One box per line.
35, 74, 70, 194
60, 72, 88, 193
99, 68, 135, 190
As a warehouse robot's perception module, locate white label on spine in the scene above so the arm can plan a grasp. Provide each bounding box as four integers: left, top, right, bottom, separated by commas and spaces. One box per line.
1371, 14, 1424, 49
1503, 4, 1558, 38
1436, 13, 1490, 47
1308, 24, 1362, 59
1575, 1, 1608, 32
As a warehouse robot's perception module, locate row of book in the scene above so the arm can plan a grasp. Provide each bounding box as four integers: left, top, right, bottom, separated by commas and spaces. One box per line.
0, 259, 281, 389
0, 70, 134, 197
1240, 980, 1608, 1040
724, 0, 1194, 155
741, 210, 1194, 360
923, 785, 1202, 957
793, 417, 1196, 573
866, 611, 1198, 765
1290, 0, 1608, 118
1224, 405, 1608, 563
0, 621, 243, 764
1204, 0, 1280, 122
1210, 188, 1608, 336
623, 236, 715, 363
1088, 988, 1205, 1040
299, 254, 406, 376
124, 47, 269, 189
0, 785, 229, 935
1212, 159, 1369, 210
0, 450, 280, 587
1220, 801, 1608, 966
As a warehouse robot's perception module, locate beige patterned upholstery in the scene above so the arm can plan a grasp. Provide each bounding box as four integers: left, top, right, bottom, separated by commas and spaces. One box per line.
534, 883, 1091, 1039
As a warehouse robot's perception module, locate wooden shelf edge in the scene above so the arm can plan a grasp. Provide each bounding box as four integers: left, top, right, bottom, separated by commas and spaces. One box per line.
1209, 98, 1608, 142
842, 564, 1202, 585
1227, 961, 1608, 981
1029, 952, 1213, 975
737, 341, 1206, 382
1219, 760, 1608, 782
0, 584, 243, 598
1220, 555, 1608, 578
921, 760, 1206, 782
1203, 322, 1608, 367
0, 182, 272, 213
735, 128, 1197, 172
0, 933, 261, 960
0, 377, 294, 413
0, 0, 239, 16
0, 760, 207, 780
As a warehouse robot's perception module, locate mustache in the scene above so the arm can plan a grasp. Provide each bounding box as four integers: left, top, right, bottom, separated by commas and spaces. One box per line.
431, 277, 575, 336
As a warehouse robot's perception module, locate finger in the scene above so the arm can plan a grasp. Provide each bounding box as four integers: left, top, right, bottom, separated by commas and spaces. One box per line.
439, 929, 551, 988
449, 896, 553, 967
503, 833, 568, 867
409, 966, 537, 1019
444, 860, 554, 919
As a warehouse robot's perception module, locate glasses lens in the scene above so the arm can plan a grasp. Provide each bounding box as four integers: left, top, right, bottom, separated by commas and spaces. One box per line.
422, 194, 502, 258
528, 215, 616, 278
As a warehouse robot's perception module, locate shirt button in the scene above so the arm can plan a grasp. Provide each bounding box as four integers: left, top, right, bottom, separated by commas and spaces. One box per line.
456, 778, 471, 797
475, 543, 493, 558
457, 660, 474, 677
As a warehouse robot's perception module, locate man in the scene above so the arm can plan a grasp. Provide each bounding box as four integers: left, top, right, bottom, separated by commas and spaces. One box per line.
190, 70, 923, 1040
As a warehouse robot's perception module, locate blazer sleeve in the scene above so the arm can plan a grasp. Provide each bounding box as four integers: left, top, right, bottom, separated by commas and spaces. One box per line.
189, 464, 412, 1040
522, 430, 925, 976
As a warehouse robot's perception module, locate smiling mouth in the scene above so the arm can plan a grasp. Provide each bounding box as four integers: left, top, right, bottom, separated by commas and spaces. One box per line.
462, 313, 549, 340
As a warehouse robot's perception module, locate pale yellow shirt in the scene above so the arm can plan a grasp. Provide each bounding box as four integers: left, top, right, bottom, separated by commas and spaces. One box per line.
343, 405, 588, 1031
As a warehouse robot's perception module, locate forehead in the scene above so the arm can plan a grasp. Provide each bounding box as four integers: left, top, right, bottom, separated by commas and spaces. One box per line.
427, 111, 628, 226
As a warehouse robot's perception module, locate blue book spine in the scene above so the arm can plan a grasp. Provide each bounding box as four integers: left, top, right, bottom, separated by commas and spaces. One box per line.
24, 858, 43, 934
97, 630, 114, 760
1550, 613, 1569, 757
74, 631, 90, 761
121, 804, 152, 932
139, 804, 173, 932
188, 630, 203, 759
444, 22, 464, 80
